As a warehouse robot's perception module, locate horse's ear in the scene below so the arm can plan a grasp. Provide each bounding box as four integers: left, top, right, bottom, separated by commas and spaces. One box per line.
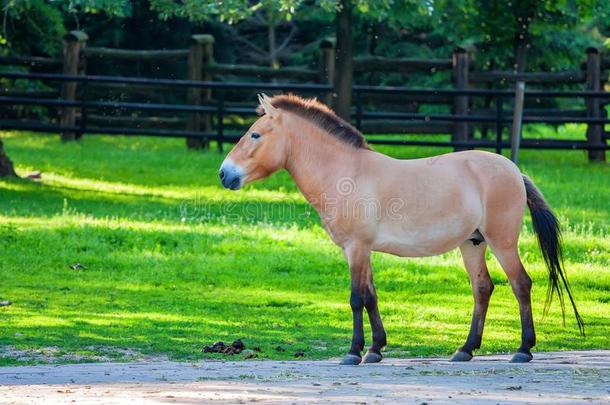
258, 93, 277, 118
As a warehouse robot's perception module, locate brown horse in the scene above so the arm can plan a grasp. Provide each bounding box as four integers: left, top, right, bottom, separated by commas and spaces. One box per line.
219, 94, 583, 365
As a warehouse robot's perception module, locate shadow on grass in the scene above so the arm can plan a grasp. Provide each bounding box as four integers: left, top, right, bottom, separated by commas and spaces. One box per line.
0, 177, 315, 227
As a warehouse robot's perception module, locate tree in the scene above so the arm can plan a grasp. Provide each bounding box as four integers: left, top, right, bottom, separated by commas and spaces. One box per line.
0, 139, 16, 177
431, 0, 606, 72
3, 0, 608, 120
148, 0, 423, 118
1, 0, 131, 55
0, 0, 132, 173
150, 0, 314, 69
333, 0, 352, 119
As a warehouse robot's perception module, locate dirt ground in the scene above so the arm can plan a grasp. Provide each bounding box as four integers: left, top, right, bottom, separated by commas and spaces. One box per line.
1, 350, 609, 404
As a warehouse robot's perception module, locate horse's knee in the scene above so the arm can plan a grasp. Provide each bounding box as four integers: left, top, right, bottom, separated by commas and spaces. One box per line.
478, 278, 494, 297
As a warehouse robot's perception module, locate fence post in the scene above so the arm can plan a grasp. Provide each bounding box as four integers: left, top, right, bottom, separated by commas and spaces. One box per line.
217, 91, 225, 153
481, 59, 496, 139
495, 97, 504, 155
452, 46, 469, 150
186, 34, 214, 150
510, 81, 525, 164
60, 30, 88, 141
201, 35, 215, 149
319, 38, 335, 105
585, 47, 605, 162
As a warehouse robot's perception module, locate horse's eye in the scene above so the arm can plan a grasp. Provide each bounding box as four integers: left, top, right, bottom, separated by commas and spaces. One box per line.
251, 132, 261, 140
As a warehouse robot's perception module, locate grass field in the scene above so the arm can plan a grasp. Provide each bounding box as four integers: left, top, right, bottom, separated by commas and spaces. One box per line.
0, 130, 608, 366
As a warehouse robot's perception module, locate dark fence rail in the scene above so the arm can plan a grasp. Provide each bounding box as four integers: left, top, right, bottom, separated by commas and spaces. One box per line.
0, 71, 608, 160
469, 71, 587, 84
4, 71, 610, 97
2, 32, 608, 156
0, 55, 63, 68
353, 56, 453, 72
83, 47, 189, 61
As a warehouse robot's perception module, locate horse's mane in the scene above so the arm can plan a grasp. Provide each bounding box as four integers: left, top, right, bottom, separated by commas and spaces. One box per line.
257, 94, 370, 150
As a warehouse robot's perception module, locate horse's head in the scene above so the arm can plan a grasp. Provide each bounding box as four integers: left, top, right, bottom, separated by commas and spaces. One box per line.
219, 94, 288, 190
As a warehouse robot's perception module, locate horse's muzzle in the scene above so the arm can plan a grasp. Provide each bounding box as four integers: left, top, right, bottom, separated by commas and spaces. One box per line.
219, 161, 243, 190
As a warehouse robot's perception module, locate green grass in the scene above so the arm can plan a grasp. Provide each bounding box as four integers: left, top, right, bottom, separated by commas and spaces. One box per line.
0, 129, 608, 366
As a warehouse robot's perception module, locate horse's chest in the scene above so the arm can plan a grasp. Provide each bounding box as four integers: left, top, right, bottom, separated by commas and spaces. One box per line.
319, 213, 375, 248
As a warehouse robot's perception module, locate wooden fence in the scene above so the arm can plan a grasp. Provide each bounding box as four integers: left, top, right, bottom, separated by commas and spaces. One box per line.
1, 71, 608, 159
0, 30, 608, 161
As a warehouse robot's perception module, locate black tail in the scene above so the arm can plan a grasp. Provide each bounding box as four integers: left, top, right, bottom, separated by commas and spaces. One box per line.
523, 175, 585, 336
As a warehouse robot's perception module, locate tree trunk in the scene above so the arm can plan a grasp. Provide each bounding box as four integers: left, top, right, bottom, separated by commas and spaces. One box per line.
0, 139, 17, 177
512, 1, 536, 72
268, 24, 278, 69
513, 32, 528, 73
367, 23, 380, 86
332, 0, 353, 121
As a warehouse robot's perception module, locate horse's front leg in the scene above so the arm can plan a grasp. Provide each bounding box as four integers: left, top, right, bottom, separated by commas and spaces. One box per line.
340, 243, 387, 365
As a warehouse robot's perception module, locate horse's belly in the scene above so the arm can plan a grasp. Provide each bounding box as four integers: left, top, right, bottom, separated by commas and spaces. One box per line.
372, 210, 480, 257
373, 237, 464, 257
373, 232, 467, 257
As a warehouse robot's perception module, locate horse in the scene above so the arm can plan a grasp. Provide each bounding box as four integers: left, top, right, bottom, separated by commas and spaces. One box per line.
219, 93, 584, 365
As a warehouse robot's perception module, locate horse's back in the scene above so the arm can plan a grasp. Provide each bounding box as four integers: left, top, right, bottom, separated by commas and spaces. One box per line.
413, 150, 525, 204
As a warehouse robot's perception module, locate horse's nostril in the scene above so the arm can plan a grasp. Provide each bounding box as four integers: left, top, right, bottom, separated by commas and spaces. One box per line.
219, 169, 226, 180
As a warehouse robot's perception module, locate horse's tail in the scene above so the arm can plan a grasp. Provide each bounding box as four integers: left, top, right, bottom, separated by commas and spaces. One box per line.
522, 175, 584, 336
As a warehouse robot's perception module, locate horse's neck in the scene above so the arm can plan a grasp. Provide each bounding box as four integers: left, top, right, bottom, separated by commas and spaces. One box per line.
284, 130, 358, 211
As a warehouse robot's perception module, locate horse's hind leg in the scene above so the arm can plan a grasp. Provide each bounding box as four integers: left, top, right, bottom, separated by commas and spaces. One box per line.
451, 241, 494, 362
492, 246, 536, 363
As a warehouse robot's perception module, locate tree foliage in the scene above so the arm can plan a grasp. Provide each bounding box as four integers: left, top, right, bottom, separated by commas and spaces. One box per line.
1, 0, 130, 54
431, 0, 608, 71
1, 0, 608, 71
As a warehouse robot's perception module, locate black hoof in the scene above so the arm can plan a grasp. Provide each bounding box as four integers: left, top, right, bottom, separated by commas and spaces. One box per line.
510, 351, 533, 363
340, 354, 362, 365
362, 351, 383, 364
450, 350, 473, 362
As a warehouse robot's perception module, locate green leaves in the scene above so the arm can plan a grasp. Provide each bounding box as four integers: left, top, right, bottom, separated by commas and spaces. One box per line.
2, 0, 609, 74
1, 0, 130, 54
147, 0, 420, 24
428, 0, 606, 71
62, 0, 132, 17
149, 0, 260, 24
147, 0, 314, 24
2, 0, 66, 54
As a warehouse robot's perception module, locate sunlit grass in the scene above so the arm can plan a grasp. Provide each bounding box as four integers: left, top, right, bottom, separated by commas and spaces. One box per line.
0, 129, 608, 366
